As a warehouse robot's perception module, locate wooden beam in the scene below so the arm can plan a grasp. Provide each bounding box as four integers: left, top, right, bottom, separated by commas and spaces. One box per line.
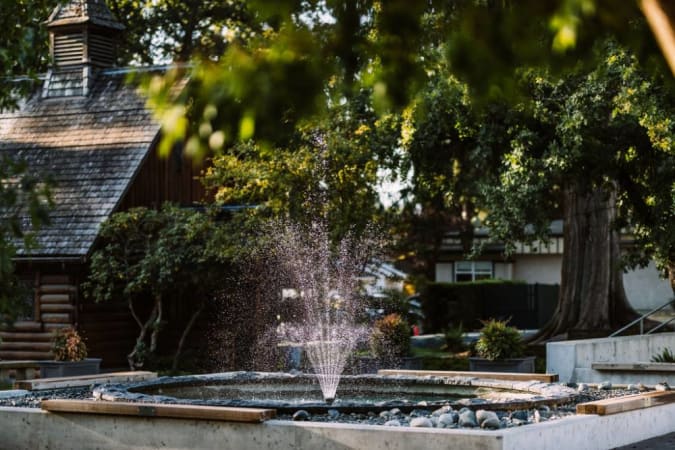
41, 400, 276, 423
642, 0, 675, 76
592, 362, 675, 372
377, 369, 558, 383
577, 390, 675, 415
15, 371, 157, 391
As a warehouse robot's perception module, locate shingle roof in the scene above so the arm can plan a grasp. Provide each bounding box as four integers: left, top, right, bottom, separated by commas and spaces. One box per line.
0, 70, 160, 258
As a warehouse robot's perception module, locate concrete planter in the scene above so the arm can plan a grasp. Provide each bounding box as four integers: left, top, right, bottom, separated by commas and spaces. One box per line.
469, 356, 535, 373
39, 358, 102, 378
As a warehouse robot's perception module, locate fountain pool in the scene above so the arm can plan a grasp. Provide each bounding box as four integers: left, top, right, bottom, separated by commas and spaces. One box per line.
93, 371, 578, 414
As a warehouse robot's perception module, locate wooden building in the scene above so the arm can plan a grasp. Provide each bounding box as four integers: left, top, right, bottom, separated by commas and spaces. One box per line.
0, 0, 204, 367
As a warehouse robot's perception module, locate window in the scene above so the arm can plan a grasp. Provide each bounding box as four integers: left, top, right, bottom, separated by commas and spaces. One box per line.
16, 276, 36, 321
454, 261, 493, 282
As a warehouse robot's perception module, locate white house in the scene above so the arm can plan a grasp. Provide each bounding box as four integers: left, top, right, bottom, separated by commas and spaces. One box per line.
434, 220, 672, 311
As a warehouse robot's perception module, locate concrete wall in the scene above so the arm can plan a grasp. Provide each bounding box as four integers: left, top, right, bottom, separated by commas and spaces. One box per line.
547, 332, 675, 384
2, 403, 675, 450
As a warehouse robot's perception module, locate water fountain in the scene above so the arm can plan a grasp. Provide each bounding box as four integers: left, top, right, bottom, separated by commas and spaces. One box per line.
268, 219, 374, 403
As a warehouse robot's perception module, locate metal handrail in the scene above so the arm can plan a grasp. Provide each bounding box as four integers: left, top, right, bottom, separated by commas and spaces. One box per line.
609, 298, 675, 337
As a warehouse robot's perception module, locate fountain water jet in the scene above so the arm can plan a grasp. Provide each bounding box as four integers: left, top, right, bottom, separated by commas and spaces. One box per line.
270, 219, 376, 402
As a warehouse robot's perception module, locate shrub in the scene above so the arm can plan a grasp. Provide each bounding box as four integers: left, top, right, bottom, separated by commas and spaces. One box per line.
52, 327, 87, 362
370, 313, 411, 361
474, 319, 524, 360
651, 348, 675, 363
444, 323, 466, 353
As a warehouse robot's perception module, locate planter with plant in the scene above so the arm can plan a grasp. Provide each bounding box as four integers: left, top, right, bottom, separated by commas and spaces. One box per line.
39, 327, 101, 378
469, 319, 535, 373
368, 313, 420, 370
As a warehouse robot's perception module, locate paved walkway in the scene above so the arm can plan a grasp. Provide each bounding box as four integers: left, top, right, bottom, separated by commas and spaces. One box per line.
615, 432, 675, 449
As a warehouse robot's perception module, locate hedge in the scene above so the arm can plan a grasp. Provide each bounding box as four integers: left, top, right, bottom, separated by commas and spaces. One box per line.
419, 281, 558, 333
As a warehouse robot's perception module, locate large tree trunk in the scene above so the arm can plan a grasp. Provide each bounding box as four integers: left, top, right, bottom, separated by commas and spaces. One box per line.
531, 182, 640, 343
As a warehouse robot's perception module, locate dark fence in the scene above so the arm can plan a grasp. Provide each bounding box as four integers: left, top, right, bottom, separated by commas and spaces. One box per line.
420, 281, 559, 332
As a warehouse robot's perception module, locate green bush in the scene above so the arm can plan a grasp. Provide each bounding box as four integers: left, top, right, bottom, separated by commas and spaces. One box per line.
444, 323, 466, 353
474, 319, 524, 360
370, 313, 411, 362
651, 348, 675, 363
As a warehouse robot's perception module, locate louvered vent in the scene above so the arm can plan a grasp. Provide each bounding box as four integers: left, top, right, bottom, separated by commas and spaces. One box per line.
53, 33, 84, 67
89, 33, 115, 67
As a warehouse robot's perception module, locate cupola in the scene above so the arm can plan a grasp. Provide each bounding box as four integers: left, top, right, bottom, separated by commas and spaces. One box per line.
43, 0, 124, 98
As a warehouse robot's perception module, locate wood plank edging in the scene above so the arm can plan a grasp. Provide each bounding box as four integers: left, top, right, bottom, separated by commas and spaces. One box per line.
41, 399, 276, 423
576, 390, 675, 415
15, 371, 157, 391
377, 369, 558, 383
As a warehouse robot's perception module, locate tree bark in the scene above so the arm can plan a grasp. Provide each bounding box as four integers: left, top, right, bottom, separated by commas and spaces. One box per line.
531, 182, 640, 343
127, 301, 158, 370
172, 301, 205, 372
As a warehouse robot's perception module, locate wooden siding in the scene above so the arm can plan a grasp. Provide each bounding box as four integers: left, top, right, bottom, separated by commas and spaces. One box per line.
118, 145, 208, 210
4, 265, 137, 368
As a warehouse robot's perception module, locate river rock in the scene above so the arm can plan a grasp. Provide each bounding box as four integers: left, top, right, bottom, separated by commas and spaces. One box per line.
410, 417, 433, 428
327, 409, 340, 420
292, 410, 310, 421
432, 405, 452, 416
655, 382, 670, 391
476, 410, 500, 429
379, 411, 391, 419
389, 408, 402, 416
384, 420, 401, 427
577, 383, 589, 393
438, 412, 458, 427
598, 381, 612, 390
510, 410, 528, 421
410, 409, 430, 418
458, 410, 478, 428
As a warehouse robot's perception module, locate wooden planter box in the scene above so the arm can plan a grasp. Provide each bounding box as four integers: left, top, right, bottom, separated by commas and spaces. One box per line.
468, 356, 535, 373
39, 358, 102, 379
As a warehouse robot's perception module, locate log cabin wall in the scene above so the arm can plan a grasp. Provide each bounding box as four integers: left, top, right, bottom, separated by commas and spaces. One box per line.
0, 269, 78, 360
3, 263, 138, 369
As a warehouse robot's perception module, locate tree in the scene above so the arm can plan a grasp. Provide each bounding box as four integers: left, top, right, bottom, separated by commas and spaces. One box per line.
396, 64, 509, 278
0, 157, 51, 323
83, 204, 226, 370
201, 90, 399, 243
0, 0, 60, 109
138, 1, 675, 340
479, 42, 675, 340
107, 0, 258, 64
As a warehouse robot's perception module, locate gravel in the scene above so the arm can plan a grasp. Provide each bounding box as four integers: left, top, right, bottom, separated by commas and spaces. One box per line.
0, 382, 658, 430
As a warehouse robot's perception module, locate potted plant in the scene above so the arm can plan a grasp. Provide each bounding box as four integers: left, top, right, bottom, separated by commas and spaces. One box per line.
39, 327, 102, 378
369, 313, 421, 370
468, 319, 535, 373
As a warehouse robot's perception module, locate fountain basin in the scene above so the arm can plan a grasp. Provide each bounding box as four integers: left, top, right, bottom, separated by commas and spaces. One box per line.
93, 371, 577, 414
